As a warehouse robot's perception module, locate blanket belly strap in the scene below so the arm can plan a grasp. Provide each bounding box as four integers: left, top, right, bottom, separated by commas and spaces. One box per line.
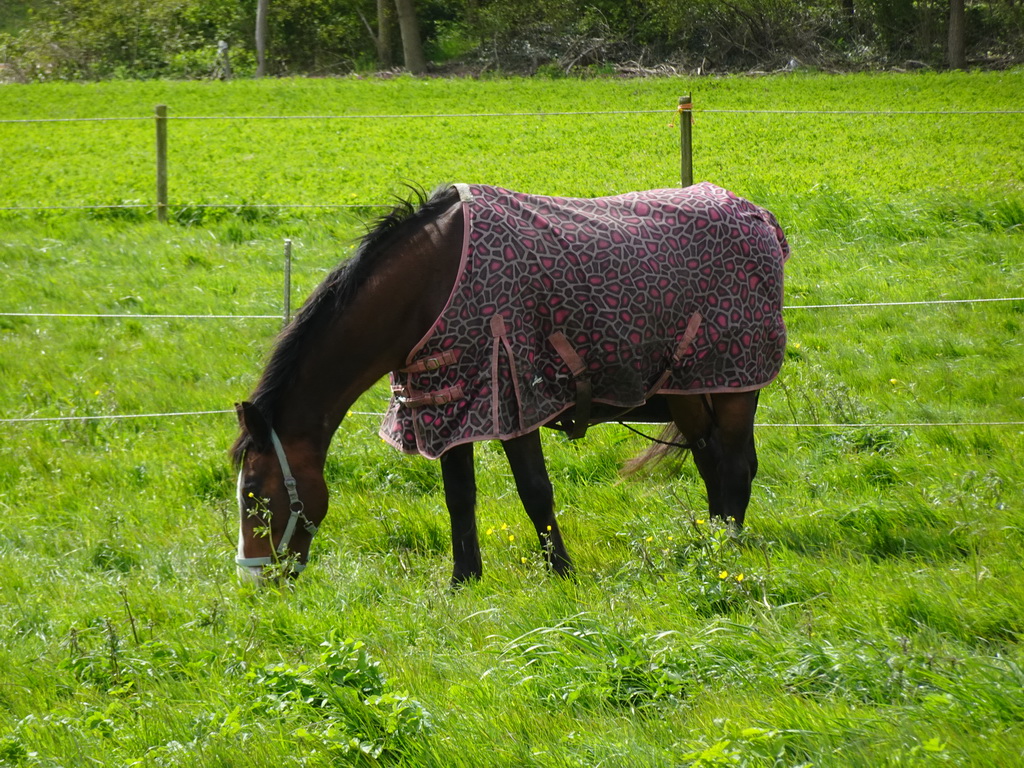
397, 385, 465, 408
548, 331, 592, 440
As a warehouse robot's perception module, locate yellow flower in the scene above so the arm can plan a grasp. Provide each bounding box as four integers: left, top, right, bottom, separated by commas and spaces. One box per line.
718, 570, 729, 579
508, 534, 515, 543
735, 573, 745, 583
646, 536, 654, 543
521, 557, 528, 564
696, 519, 706, 525
485, 528, 494, 536
546, 525, 552, 532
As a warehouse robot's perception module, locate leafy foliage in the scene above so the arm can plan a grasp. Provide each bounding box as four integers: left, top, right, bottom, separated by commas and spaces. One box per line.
1, 0, 1023, 80
246, 633, 431, 761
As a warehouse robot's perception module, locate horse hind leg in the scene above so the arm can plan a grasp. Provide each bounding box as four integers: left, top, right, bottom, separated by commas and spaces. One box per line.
668, 391, 760, 528
501, 430, 574, 576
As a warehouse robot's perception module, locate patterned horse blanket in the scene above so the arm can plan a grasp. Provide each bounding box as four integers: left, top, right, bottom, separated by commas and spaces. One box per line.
380, 182, 790, 459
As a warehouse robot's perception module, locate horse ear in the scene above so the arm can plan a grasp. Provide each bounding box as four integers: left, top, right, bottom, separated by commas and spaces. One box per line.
236, 401, 272, 450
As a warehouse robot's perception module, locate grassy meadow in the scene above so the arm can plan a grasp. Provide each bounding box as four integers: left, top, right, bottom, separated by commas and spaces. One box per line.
1, 71, 1023, 766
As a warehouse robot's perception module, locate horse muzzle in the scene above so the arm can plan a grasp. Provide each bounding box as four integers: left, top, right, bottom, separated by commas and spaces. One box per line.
236, 557, 306, 583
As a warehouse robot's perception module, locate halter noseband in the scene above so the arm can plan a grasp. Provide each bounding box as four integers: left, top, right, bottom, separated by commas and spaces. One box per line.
236, 429, 319, 574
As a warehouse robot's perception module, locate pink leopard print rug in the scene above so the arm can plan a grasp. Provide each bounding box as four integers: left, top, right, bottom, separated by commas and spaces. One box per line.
380, 182, 790, 459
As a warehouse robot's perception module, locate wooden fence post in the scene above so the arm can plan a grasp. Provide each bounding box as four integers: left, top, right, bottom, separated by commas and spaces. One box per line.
155, 105, 168, 223
678, 95, 693, 187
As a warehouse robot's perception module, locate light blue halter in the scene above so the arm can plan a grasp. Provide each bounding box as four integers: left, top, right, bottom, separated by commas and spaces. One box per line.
236, 429, 318, 574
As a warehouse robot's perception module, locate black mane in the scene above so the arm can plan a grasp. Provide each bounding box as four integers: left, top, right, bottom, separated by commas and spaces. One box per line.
231, 183, 460, 465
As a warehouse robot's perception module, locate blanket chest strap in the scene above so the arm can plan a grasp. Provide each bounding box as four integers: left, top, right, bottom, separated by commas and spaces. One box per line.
396, 385, 465, 408
400, 349, 461, 374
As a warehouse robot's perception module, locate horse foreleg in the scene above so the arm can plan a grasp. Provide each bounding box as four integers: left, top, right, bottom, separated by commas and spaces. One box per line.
501, 431, 574, 577
440, 442, 482, 584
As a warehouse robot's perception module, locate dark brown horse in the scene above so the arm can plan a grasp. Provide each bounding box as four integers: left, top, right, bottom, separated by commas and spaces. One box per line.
232, 183, 789, 583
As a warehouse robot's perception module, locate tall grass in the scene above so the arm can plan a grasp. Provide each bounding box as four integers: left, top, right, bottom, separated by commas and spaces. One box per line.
1, 72, 1023, 766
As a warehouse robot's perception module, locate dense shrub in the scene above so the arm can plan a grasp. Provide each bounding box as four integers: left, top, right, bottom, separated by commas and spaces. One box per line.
0, 0, 1022, 80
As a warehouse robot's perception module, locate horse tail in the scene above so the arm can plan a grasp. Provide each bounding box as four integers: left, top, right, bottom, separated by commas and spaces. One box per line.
620, 424, 690, 476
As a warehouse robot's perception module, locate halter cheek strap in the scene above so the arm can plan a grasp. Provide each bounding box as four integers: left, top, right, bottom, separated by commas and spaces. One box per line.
236, 429, 319, 574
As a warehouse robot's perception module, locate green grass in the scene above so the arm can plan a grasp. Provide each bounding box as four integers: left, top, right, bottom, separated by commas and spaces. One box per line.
1, 71, 1023, 210
1, 72, 1023, 767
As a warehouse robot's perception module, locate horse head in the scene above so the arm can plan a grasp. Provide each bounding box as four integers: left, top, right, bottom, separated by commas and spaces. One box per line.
233, 401, 328, 582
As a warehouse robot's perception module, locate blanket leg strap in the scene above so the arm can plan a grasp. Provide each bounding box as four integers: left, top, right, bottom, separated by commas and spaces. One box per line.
547, 332, 592, 440
644, 312, 704, 398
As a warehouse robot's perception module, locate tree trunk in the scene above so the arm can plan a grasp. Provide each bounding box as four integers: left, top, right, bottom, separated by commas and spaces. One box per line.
255, 0, 269, 77
394, 0, 427, 74
377, 0, 395, 69
947, 0, 966, 69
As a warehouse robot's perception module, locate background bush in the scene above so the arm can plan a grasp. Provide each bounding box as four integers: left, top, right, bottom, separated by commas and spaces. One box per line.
1, 0, 1023, 81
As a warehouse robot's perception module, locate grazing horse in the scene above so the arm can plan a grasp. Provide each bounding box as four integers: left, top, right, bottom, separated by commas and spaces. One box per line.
231, 183, 789, 583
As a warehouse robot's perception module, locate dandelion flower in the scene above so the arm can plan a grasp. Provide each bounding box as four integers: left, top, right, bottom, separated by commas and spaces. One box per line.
696, 519, 705, 525
735, 573, 745, 582
508, 534, 515, 543
521, 557, 528, 564
646, 536, 654, 543
486, 528, 494, 536
718, 570, 729, 579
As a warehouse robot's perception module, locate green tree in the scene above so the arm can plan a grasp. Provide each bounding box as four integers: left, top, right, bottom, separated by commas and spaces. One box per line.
1, 0, 1022, 80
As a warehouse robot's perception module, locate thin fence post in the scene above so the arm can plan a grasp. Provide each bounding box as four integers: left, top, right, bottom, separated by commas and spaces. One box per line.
283, 239, 293, 327
155, 105, 168, 223
678, 95, 693, 187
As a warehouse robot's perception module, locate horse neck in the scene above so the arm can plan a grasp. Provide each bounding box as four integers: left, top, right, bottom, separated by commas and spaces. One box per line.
274, 205, 464, 459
